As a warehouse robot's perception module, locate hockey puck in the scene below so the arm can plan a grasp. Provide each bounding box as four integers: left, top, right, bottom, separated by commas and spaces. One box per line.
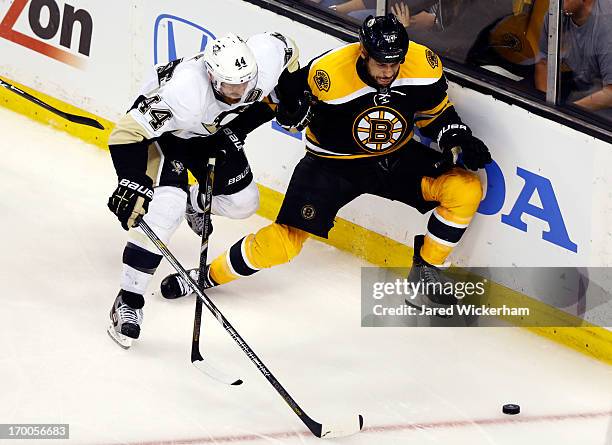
502, 404, 520, 415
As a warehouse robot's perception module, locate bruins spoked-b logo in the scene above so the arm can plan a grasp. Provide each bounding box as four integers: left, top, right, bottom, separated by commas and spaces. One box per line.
426, 49, 439, 69
313, 70, 331, 92
352, 106, 407, 153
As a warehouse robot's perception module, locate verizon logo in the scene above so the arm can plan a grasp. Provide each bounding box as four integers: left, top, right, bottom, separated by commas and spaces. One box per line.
0, 0, 93, 68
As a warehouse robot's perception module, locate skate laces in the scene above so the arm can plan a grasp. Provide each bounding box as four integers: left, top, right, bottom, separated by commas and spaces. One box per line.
118, 301, 142, 325
177, 269, 199, 295
418, 261, 458, 305
185, 202, 204, 235
420, 263, 441, 285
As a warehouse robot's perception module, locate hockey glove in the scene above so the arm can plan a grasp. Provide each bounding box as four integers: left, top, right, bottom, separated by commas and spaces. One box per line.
186, 128, 245, 165
107, 176, 154, 230
276, 91, 315, 132
206, 127, 245, 163
438, 124, 492, 171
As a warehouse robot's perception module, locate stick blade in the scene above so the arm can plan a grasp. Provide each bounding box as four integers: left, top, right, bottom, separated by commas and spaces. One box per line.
192, 359, 243, 386
68, 114, 105, 129
316, 414, 364, 439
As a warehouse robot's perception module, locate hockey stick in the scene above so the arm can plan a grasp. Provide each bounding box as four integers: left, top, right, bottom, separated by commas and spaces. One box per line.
137, 219, 364, 438
434, 146, 462, 169
191, 156, 243, 386
0, 78, 105, 129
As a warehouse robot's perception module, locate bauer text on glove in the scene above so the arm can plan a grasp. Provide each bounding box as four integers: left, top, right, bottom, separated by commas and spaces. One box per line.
107, 176, 154, 230
438, 124, 492, 171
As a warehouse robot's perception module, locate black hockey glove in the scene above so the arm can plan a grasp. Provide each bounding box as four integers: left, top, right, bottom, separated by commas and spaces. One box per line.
107, 176, 154, 231
186, 128, 245, 165
205, 127, 245, 163
438, 124, 492, 171
276, 91, 315, 132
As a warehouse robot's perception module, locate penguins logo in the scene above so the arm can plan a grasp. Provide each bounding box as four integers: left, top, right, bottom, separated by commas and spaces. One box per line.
352, 106, 407, 153
171, 160, 184, 175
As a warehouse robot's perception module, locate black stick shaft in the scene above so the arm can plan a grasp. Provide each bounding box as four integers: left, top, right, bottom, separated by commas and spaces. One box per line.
137, 219, 323, 437
191, 157, 216, 362
0, 78, 104, 129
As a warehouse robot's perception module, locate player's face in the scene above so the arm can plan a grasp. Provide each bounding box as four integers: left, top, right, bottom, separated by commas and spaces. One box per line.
219, 82, 249, 104
365, 58, 401, 87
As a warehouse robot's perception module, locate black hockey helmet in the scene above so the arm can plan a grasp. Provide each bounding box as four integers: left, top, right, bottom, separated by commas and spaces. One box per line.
359, 14, 409, 64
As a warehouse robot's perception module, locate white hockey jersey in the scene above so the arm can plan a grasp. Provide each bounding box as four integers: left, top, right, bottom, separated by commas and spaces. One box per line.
110, 32, 298, 145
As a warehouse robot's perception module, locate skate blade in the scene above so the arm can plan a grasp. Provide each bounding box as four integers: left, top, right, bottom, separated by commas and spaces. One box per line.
107, 325, 133, 349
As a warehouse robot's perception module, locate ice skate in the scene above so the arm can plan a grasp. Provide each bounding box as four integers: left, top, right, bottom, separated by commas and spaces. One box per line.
160, 265, 217, 299
185, 201, 205, 236
405, 235, 458, 318
107, 290, 144, 349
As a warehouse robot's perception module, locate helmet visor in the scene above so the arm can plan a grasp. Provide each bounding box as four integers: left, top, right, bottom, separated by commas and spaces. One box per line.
219, 82, 250, 100
217, 74, 259, 104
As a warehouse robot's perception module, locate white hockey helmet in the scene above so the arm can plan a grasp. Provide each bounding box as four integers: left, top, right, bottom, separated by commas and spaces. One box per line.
204, 33, 258, 103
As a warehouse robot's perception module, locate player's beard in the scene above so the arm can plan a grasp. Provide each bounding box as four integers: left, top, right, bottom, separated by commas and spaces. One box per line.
376, 73, 397, 87
373, 67, 400, 88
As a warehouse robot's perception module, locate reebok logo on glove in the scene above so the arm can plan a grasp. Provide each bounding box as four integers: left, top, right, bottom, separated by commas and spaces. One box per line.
119, 178, 154, 199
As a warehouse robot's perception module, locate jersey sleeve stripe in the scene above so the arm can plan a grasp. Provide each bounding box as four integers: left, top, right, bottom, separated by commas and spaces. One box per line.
414, 97, 452, 128
323, 86, 377, 105
393, 77, 442, 86
109, 113, 152, 145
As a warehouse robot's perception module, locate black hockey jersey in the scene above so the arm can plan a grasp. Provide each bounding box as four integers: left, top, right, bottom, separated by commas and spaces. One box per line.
276, 41, 463, 159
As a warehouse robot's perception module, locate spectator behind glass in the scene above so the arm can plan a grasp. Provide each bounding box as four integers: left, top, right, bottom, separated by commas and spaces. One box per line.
390, 1, 437, 30
313, 0, 448, 29
535, 0, 612, 119
390, 0, 468, 31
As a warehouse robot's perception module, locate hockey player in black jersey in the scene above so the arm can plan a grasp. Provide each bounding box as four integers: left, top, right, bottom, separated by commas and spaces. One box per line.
161, 15, 492, 310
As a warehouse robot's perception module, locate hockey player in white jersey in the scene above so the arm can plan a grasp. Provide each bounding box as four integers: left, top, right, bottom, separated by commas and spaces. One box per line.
106, 32, 299, 348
